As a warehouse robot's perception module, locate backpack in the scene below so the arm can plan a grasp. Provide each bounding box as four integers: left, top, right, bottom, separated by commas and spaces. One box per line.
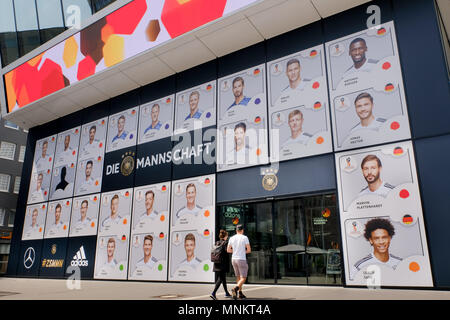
210, 242, 224, 263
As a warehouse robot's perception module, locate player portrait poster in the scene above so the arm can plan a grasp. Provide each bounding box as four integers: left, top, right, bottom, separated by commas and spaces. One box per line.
326, 21, 411, 151
138, 95, 175, 144
49, 163, 76, 201
22, 203, 48, 240
94, 188, 133, 279
78, 117, 107, 161
129, 182, 170, 280
174, 82, 216, 134
268, 45, 332, 162
69, 194, 100, 237
75, 117, 107, 196
44, 199, 72, 239
31, 135, 57, 175
27, 168, 52, 205
49, 126, 81, 201
53, 127, 81, 168
217, 65, 269, 171
94, 234, 129, 280
169, 175, 215, 282
74, 157, 103, 196
28, 135, 57, 204
335, 141, 432, 287
106, 107, 138, 153
98, 188, 133, 238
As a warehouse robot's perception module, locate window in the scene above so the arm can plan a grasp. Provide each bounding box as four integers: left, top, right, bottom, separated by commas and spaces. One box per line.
0, 142, 16, 160
0, 0, 19, 66
0, 175, 10, 192
14, 0, 41, 56
0, 208, 5, 226
62, 0, 93, 27
13, 176, 21, 194
8, 210, 15, 227
18, 146, 26, 162
4, 120, 18, 130
36, 0, 65, 43
92, 0, 116, 13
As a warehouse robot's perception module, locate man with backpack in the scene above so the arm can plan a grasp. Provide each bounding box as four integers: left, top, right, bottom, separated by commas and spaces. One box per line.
210, 229, 231, 300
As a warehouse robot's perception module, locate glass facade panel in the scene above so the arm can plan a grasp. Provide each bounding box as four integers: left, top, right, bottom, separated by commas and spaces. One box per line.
37, 0, 65, 43
0, 0, 19, 66
62, 0, 93, 28
92, 0, 116, 13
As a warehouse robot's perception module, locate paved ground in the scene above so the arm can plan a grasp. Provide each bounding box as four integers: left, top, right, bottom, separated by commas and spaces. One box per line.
0, 277, 449, 300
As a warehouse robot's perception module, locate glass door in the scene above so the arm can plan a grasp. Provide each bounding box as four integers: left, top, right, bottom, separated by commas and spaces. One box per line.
217, 193, 342, 285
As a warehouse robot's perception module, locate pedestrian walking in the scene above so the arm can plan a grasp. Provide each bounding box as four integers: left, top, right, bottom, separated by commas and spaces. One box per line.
227, 224, 251, 300
210, 229, 232, 300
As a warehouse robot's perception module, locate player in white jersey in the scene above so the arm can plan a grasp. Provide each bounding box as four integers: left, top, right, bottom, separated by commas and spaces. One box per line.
178, 233, 201, 269
176, 183, 202, 220
281, 109, 312, 148
102, 194, 122, 228
82, 125, 101, 155
350, 92, 386, 134
104, 238, 118, 269
139, 190, 159, 223
48, 203, 64, 234
280, 58, 310, 95
58, 135, 74, 164
342, 37, 378, 79
358, 154, 394, 198
35, 140, 51, 171
136, 235, 158, 269
78, 160, 96, 193
76, 200, 91, 228
350, 218, 402, 280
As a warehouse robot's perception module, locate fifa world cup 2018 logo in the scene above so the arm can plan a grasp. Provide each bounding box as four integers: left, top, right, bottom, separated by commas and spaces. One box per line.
120, 152, 135, 176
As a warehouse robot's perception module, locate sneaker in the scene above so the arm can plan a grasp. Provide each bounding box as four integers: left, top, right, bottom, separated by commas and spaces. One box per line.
232, 287, 238, 300
224, 293, 232, 298
238, 291, 247, 299
210, 293, 217, 300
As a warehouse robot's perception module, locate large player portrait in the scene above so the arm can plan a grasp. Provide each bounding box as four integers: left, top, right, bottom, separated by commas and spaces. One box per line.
138, 95, 174, 144
326, 21, 411, 151
268, 46, 332, 162
171, 176, 214, 229
44, 199, 72, 239
335, 141, 433, 287
217, 65, 268, 171
344, 216, 431, 286
98, 188, 132, 237
169, 230, 213, 282
31, 135, 56, 174
69, 194, 100, 237
22, 203, 47, 240
129, 233, 167, 281
79, 117, 107, 160
74, 158, 103, 196
174, 82, 216, 133
94, 235, 129, 280
132, 183, 170, 233
27, 170, 51, 204
106, 107, 138, 153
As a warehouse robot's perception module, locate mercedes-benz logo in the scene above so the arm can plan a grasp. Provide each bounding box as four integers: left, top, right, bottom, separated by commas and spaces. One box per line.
24, 247, 35, 270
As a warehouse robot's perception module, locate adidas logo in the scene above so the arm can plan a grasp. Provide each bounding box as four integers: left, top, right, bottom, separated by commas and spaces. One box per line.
71, 246, 88, 267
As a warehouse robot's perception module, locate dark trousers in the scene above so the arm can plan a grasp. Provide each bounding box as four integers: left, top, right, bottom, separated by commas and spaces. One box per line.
212, 271, 229, 295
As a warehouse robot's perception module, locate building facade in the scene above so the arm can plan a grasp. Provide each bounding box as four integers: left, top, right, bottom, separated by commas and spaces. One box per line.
2, 0, 450, 289
0, 118, 28, 274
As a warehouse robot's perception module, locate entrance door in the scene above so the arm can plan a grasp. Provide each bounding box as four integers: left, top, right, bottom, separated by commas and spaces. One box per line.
217, 193, 342, 285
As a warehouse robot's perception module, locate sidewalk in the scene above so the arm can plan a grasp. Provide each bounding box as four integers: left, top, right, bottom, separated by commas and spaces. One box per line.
0, 277, 449, 300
